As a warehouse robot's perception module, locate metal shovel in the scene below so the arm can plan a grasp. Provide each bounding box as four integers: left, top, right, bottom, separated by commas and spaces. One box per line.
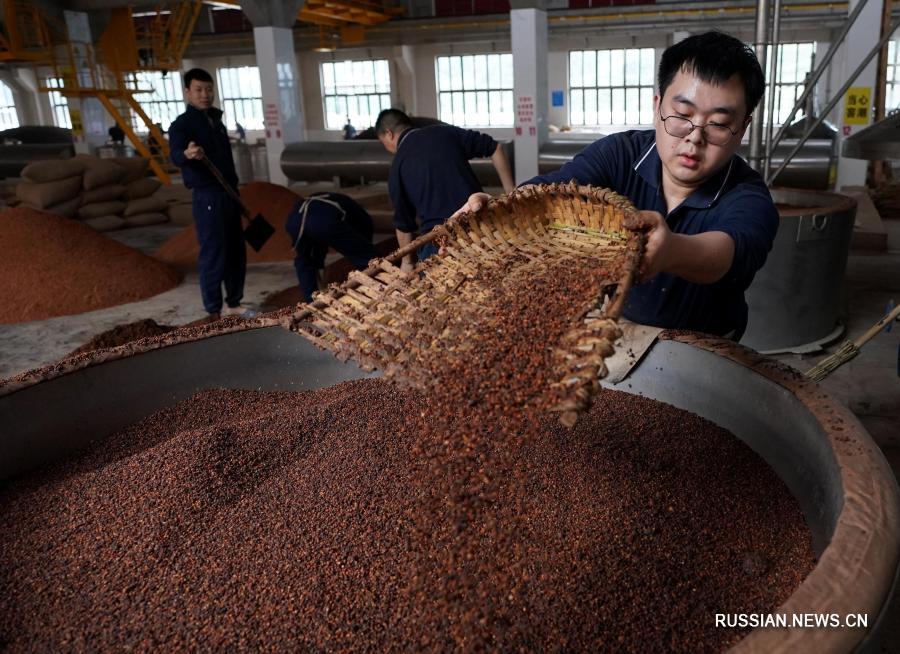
200, 157, 275, 252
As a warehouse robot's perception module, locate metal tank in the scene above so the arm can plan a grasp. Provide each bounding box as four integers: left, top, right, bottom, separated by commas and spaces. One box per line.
741, 188, 856, 354
231, 141, 254, 183
0, 327, 897, 653
281, 139, 514, 187
0, 143, 76, 179
281, 137, 834, 190
250, 143, 269, 181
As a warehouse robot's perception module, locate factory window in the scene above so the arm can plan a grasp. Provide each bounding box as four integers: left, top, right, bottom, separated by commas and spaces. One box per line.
435, 54, 514, 127
569, 48, 655, 128
321, 59, 391, 131
0, 81, 19, 130
763, 42, 816, 125
216, 66, 264, 131
45, 78, 72, 129
886, 40, 900, 112
128, 70, 183, 133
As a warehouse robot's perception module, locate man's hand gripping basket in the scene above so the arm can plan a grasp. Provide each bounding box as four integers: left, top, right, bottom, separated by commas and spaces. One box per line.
287, 183, 646, 426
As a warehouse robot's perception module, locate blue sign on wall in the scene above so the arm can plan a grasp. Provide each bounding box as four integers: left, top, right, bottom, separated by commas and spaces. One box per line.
551, 91, 564, 107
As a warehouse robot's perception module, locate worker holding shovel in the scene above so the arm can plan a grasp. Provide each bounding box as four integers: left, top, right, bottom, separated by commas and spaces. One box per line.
169, 67, 256, 321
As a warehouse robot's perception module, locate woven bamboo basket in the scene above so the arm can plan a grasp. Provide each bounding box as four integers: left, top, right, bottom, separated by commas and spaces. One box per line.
288, 182, 646, 425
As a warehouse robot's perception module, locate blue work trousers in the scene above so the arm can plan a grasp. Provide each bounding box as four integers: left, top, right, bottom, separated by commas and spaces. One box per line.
295, 215, 376, 302
192, 187, 246, 314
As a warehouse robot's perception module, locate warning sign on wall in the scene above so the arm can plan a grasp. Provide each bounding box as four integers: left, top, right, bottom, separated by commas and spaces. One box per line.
843, 87, 871, 126
69, 108, 84, 139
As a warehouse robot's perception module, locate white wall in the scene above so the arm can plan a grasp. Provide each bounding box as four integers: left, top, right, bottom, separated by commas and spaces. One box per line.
8, 22, 851, 147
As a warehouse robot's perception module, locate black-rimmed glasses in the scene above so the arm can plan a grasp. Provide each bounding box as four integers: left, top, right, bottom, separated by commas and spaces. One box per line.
658, 109, 739, 147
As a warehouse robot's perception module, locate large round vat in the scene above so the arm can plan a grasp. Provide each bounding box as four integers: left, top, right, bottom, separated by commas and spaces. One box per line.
742, 188, 856, 353
0, 328, 897, 652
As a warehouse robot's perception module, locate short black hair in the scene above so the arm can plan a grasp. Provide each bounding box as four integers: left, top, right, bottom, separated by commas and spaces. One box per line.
183, 68, 213, 89
658, 31, 765, 118
375, 109, 411, 135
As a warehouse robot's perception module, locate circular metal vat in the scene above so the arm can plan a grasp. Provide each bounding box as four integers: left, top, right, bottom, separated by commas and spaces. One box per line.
1, 328, 897, 652
742, 188, 856, 354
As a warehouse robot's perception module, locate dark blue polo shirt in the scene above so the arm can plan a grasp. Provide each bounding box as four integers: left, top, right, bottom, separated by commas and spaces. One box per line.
285, 192, 376, 302
389, 125, 497, 235
169, 105, 238, 191
527, 129, 778, 338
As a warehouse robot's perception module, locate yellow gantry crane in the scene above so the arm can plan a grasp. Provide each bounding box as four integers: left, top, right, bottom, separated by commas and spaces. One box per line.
0, 0, 202, 184
0, 0, 56, 62
1, 0, 400, 182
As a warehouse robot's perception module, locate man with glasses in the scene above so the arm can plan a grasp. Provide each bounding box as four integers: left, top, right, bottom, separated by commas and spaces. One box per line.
457, 32, 778, 340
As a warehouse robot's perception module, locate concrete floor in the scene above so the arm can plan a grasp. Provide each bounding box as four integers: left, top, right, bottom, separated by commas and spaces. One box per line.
0, 211, 898, 648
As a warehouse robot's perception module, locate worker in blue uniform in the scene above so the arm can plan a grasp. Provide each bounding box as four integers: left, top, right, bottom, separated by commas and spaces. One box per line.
375, 108, 516, 273
169, 67, 254, 320
285, 192, 379, 303
456, 32, 779, 340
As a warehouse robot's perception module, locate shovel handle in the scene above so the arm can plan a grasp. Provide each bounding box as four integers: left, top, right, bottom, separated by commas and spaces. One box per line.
199, 156, 252, 222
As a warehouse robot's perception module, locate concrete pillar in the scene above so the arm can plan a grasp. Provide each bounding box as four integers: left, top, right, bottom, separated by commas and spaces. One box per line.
835, 0, 884, 188
241, 0, 305, 186
394, 45, 417, 115
63, 10, 108, 153
510, 3, 548, 183
14, 68, 51, 126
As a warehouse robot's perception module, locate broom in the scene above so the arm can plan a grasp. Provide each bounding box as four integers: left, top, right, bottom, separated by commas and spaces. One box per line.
805, 302, 900, 382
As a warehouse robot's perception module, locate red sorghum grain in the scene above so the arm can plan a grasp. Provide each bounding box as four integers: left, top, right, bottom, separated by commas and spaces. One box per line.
0, 378, 814, 652
0, 207, 182, 324
1, 239, 814, 652
66, 318, 176, 357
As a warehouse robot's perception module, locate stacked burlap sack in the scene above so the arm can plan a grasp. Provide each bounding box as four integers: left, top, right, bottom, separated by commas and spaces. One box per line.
15, 156, 171, 232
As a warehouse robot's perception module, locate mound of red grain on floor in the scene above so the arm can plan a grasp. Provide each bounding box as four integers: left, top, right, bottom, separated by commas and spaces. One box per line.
0, 207, 182, 324
152, 182, 300, 269
66, 318, 176, 357
0, 378, 814, 653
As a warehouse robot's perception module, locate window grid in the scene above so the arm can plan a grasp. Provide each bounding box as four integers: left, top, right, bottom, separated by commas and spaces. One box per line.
128, 71, 183, 132
569, 48, 655, 128
216, 66, 264, 130
763, 42, 816, 125
886, 41, 900, 113
321, 59, 391, 131
45, 78, 72, 129
435, 53, 514, 127
0, 80, 19, 130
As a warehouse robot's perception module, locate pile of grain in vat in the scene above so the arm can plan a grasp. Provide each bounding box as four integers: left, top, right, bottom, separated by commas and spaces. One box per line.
1, 232, 815, 651
0, 377, 814, 652
0, 207, 182, 324
66, 318, 175, 357
153, 182, 300, 269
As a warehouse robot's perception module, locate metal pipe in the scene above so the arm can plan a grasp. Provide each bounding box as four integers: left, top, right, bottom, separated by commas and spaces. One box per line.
764, 0, 782, 180
766, 14, 900, 185
749, 0, 770, 173
769, 0, 869, 154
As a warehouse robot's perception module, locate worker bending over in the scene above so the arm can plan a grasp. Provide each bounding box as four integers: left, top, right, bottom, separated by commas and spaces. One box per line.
457, 31, 778, 340
375, 109, 516, 273
286, 192, 379, 303
169, 68, 254, 320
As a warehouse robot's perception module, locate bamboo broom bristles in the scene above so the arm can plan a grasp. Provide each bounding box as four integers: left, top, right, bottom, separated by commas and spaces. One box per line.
805, 302, 900, 382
